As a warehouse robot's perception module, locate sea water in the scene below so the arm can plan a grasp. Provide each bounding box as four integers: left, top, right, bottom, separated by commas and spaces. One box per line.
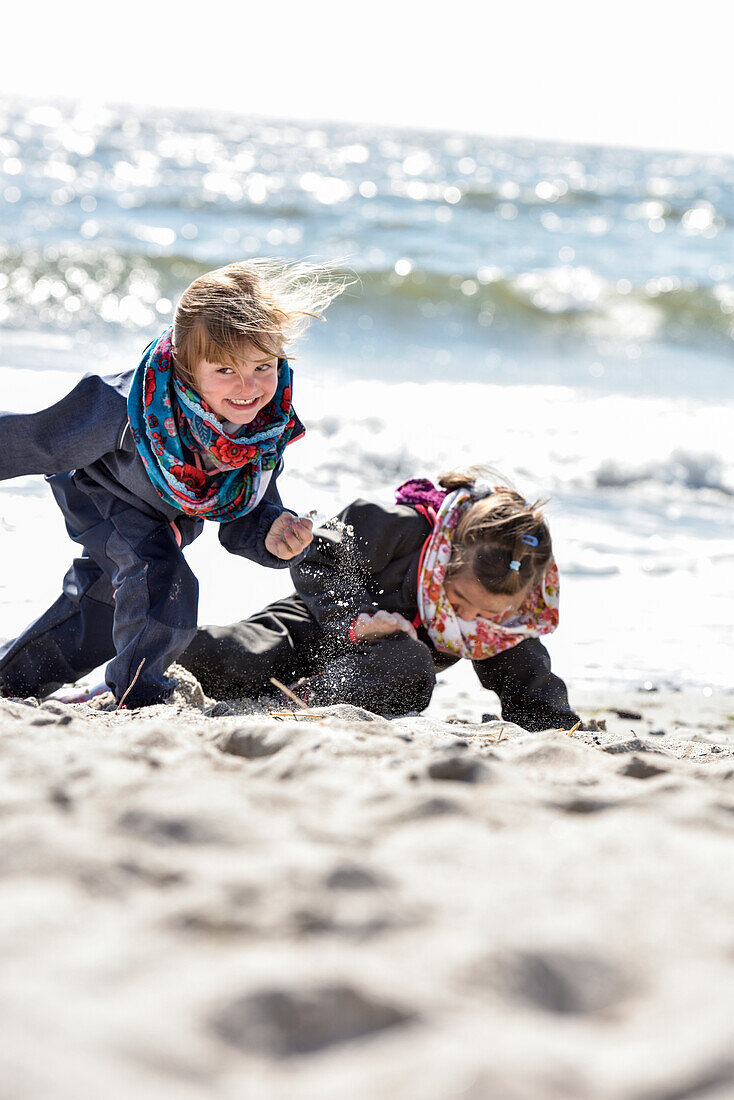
1, 98, 732, 692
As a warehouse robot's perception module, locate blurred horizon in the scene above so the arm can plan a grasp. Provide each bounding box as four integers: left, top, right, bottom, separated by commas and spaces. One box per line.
3, 0, 734, 159
6, 89, 734, 165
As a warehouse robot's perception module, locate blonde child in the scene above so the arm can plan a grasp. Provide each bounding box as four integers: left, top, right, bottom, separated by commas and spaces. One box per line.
182, 469, 580, 731
0, 260, 344, 707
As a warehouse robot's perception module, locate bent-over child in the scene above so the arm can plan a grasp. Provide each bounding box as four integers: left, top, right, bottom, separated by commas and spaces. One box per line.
180, 469, 580, 731
0, 260, 345, 707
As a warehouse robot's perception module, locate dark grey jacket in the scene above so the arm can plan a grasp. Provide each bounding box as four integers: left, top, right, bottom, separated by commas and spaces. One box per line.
292, 498, 579, 729
0, 369, 304, 567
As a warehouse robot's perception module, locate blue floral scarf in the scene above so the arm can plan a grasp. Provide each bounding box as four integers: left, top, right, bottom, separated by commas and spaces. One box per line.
127, 328, 301, 521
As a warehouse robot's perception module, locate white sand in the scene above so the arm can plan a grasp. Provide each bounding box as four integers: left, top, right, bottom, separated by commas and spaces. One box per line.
2, 677, 734, 1100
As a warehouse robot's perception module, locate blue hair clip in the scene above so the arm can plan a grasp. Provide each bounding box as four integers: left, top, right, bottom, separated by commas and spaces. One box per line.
522, 535, 539, 547
509, 560, 521, 571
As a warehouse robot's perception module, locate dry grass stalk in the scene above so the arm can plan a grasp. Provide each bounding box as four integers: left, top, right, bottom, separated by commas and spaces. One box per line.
463, 726, 505, 747
565, 720, 582, 737
117, 659, 146, 711
266, 709, 324, 722
269, 676, 308, 710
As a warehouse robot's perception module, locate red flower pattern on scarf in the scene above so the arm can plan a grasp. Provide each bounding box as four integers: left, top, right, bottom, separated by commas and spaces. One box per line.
144, 372, 157, 407
417, 488, 560, 660
170, 463, 208, 492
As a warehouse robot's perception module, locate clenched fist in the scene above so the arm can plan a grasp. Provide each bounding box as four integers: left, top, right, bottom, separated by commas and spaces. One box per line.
351, 610, 418, 643
265, 514, 314, 560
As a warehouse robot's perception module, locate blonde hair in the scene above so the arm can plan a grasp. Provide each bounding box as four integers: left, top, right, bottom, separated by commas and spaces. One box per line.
172, 259, 350, 386
439, 466, 552, 596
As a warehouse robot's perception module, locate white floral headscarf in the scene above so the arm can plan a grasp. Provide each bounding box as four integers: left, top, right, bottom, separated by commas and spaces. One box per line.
416, 488, 560, 660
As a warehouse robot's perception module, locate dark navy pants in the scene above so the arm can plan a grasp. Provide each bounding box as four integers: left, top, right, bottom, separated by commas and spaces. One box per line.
0, 473, 200, 706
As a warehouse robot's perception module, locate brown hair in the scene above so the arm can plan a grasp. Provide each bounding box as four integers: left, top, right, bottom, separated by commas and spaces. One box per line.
172, 259, 350, 387
439, 467, 552, 596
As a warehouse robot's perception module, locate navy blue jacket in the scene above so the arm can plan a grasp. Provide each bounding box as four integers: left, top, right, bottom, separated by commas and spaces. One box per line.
0, 369, 304, 568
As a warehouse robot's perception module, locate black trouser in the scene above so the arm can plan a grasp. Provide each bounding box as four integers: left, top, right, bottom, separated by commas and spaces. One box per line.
180, 594, 437, 715
181, 596, 581, 728
0, 473, 199, 706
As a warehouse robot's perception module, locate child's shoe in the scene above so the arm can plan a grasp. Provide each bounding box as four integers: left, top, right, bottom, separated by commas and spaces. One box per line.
0, 691, 40, 707
49, 682, 109, 705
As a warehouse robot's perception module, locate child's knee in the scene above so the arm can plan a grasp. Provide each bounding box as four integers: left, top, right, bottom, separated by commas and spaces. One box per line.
380, 634, 436, 708
315, 634, 435, 715
371, 631, 433, 672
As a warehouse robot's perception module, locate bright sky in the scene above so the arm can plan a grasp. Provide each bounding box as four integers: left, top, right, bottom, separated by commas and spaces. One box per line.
4, 0, 733, 156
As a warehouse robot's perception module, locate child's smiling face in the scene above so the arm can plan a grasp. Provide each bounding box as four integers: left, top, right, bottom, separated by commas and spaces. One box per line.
193, 343, 279, 425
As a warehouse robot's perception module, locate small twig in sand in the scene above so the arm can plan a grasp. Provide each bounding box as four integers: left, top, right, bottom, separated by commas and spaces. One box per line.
565, 720, 581, 737
117, 659, 145, 711
267, 708, 324, 722
495, 727, 505, 742
269, 677, 308, 710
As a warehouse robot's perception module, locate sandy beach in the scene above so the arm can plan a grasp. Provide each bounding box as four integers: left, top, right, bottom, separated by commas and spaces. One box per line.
2, 675, 734, 1100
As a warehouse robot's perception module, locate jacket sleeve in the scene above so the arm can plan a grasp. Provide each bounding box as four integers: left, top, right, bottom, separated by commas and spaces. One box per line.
291, 499, 428, 635
472, 637, 580, 732
217, 464, 304, 569
0, 375, 127, 481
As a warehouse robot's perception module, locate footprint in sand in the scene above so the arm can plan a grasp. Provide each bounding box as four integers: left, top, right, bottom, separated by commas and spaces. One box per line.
426, 754, 489, 783
209, 983, 415, 1056
116, 808, 225, 845
479, 948, 632, 1015
217, 724, 297, 759
324, 862, 389, 890
618, 754, 669, 780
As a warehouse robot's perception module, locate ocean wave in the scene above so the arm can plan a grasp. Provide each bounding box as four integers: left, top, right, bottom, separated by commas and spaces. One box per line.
459, 186, 732, 228
560, 562, 621, 576
1, 237, 733, 349
594, 450, 734, 497
354, 266, 734, 344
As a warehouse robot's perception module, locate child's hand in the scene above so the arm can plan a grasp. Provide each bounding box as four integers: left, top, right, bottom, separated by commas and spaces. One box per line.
352, 610, 418, 643
265, 514, 314, 560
